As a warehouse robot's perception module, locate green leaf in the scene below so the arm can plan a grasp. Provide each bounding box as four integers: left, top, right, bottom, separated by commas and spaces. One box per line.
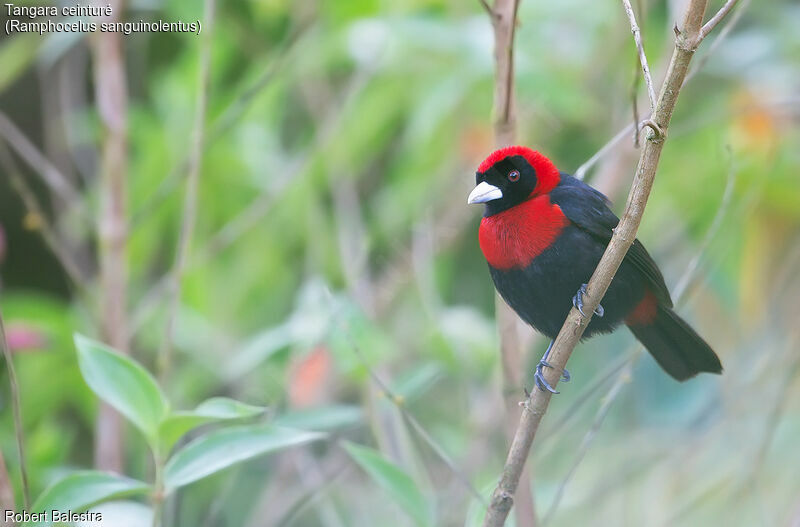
27, 472, 150, 527
164, 425, 325, 492
223, 324, 293, 380
159, 413, 211, 452
193, 397, 266, 418
274, 405, 362, 431
0, 34, 40, 94
342, 441, 432, 527
159, 397, 267, 450
74, 334, 168, 443
391, 363, 442, 402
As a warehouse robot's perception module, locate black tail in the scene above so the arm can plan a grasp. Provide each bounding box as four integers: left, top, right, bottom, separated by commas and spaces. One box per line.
627, 306, 722, 381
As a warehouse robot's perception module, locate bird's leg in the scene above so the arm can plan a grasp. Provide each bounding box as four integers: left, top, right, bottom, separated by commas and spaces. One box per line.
572, 283, 604, 318
534, 340, 571, 394
533, 282, 602, 394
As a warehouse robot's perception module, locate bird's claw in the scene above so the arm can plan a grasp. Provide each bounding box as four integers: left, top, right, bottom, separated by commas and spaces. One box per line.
534, 369, 558, 393
534, 359, 570, 394
573, 283, 604, 318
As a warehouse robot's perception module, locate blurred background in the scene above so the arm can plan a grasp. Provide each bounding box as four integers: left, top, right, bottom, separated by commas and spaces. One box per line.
1, 0, 799, 525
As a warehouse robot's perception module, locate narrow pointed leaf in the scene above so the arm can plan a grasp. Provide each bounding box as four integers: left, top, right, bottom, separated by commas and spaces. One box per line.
193, 397, 266, 418
164, 425, 324, 492
159, 397, 267, 450
274, 405, 362, 431
342, 441, 432, 527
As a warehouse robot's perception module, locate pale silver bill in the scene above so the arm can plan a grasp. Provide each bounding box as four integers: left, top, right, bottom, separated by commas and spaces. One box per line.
467, 181, 503, 204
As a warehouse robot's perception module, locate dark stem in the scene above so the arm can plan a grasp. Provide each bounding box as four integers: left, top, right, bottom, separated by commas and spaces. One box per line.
0, 309, 30, 508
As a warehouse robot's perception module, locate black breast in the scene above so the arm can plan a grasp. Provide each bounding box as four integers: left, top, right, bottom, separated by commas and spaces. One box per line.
488, 224, 646, 339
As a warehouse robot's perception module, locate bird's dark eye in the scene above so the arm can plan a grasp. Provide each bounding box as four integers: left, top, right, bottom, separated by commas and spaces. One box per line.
508, 170, 520, 182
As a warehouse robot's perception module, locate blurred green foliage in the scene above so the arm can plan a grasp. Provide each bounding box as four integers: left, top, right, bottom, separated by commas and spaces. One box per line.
1, 0, 799, 525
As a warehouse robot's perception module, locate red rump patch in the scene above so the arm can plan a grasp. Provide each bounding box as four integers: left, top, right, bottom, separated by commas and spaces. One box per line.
625, 289, 658, 326
477, 146, 561, 195
479, 195, 569, 270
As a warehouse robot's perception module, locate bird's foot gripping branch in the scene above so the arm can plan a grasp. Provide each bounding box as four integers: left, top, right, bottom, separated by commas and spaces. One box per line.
533, 340, 570, 394
572, 283, 605, 319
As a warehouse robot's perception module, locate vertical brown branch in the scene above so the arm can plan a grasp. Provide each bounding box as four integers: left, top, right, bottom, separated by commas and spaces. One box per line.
485, 0, 537, 525
481, 0, 741, 524
491, 0, 520, 145
90, 0, 129, 473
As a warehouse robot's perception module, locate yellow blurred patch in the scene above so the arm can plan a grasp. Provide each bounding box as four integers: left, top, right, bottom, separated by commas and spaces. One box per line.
739, 209, 794, 329
729, 91, 779, 156
23, 211, 43, 231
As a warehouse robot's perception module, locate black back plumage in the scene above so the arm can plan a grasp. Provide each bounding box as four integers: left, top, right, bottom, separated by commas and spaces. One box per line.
551, 175, 673, 307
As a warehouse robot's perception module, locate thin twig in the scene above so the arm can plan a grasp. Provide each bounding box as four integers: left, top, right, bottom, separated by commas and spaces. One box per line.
131, 21, 312, 227
205, 20, 313, 147
370, 168, 474, 317
129, 72, 370, 336
687, 0, 748, 83
699, 0, 740, 41
621, 0, 657, 110
742, 335, 800, 523
672, 148, 737, 300
199, 66, 368, 262
0, 307, 30, 508
0, 141, 86, 286
574, 123, 635, 181
278, 459, 352, 527
482, 1, 740, 524
157, 0, 217, 383
631, 60, 642, 148
537, 351, 633, 444
0, 112, 80, 204
542, 358, 636, 525
339, 322, 487, 506
574, 0, 748, 181
478, 0, 495, 18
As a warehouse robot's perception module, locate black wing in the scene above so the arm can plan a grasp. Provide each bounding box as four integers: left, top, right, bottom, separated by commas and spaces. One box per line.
551, 174, 673, 307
